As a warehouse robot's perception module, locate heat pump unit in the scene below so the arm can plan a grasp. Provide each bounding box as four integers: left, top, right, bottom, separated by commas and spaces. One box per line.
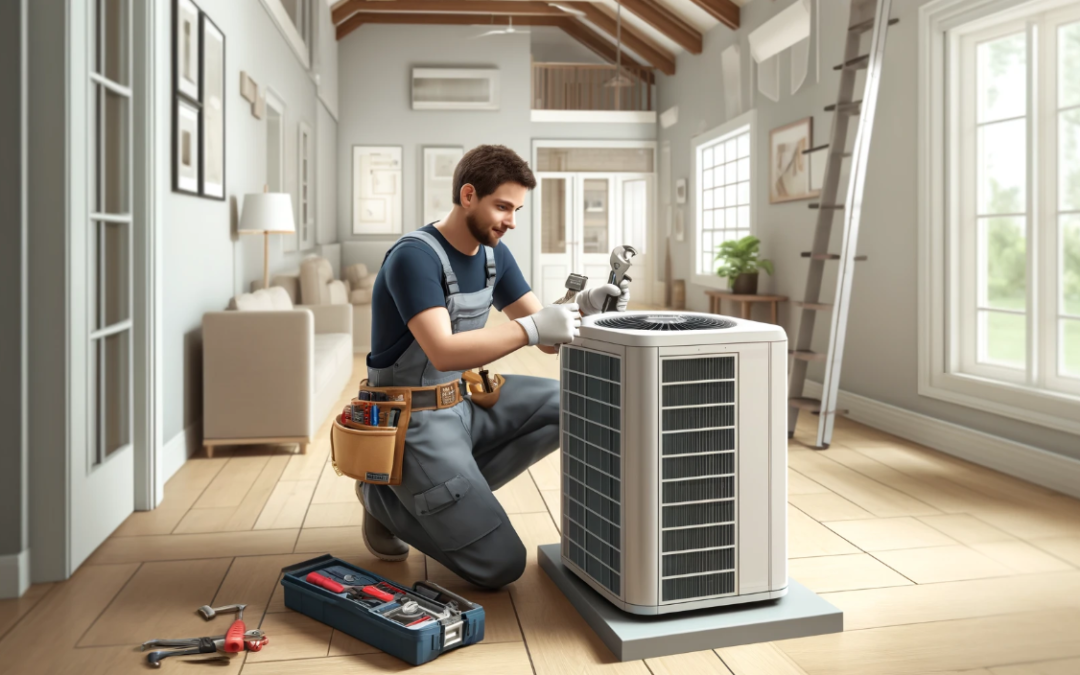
559, 311, 788, 615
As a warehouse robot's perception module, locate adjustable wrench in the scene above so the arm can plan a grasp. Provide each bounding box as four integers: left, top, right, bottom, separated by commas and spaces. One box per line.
602, 245, 637, 313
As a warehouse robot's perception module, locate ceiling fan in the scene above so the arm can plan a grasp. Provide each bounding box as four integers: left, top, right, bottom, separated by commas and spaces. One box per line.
471, 3, 586, 38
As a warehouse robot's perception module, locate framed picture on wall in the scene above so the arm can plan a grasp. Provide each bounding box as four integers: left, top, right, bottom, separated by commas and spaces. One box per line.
422, 146, 463, 226
353, 146, 403, 235
769, 117, 819, 203
174, 0, 201, 102
174, 97, 201, 195
200, 13, 225, 200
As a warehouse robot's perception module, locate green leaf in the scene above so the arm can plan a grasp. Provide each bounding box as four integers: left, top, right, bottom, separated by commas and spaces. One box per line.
757, 259, 774, 276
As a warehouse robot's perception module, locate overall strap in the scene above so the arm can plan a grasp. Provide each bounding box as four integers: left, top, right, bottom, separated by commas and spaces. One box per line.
483, 245, 496, 288
385, 230, 460, 294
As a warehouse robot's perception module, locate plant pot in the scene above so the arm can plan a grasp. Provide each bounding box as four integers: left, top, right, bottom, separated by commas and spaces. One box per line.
732, 272, 759, 295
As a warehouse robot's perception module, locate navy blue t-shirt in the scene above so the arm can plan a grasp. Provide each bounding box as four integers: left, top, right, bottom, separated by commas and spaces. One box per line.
367, 224, 531, 368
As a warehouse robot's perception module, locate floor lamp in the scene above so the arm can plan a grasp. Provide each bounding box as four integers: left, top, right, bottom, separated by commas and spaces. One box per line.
239, 192, 296, 291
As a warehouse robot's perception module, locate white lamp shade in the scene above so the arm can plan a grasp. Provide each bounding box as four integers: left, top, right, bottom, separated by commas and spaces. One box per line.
239, 193, 296, 234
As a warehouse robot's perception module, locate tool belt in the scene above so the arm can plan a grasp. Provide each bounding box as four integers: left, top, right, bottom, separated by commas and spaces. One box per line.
331, 373, 504, 486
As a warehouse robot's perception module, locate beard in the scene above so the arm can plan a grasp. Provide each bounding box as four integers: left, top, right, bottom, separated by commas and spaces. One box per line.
465, 212, 501, 248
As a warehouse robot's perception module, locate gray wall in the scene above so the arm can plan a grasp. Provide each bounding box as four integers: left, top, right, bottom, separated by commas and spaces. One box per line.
336, 24, 655, 285
159, 0, 337, 442
657, 0, 1080, 461
0, 0, 27, 561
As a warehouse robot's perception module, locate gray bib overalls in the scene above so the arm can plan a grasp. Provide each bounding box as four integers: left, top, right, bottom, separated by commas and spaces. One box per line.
362, 230, 560, 589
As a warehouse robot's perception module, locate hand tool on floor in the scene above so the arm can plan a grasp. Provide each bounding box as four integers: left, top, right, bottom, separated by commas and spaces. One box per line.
196, 603, 247, 653
602, 245, 637, 313
141, 628, 266, 651
554, 273, 588, 305
144, 633, 269, 669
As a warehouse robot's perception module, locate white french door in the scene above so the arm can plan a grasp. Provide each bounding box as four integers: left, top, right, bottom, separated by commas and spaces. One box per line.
72, 0, 136, 568
535, 173, 654, 306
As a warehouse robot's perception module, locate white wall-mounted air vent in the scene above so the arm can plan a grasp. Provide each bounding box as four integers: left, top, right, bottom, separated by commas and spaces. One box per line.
411, 68, 500, 111
560, 312, 788, 615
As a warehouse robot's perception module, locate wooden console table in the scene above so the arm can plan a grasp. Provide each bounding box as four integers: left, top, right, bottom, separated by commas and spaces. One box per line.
705, 290, 788, 325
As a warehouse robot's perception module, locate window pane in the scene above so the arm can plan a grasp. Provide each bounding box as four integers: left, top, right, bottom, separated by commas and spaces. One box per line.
725, 139, 737, 163
1062, 319, 1080, 377
978, 310, 1025, 368
94, 221, 130, 329
1060, 109, 1080, 212
1060, 22, 1080, 109
737, 133, 750, 159
737, 182, 750, 206
703, 147, 714, 169
713, 142, 726, 166
979, 217, 1025, 311
540, 178, 566, 255
977, 119, 1025, 215
1063, 215, 1080, 318
95, 329, 130, 464
704, 169, 714, 190
737, 158, 750, 182
976, 32, 1026, 124
582, 179, 608, 254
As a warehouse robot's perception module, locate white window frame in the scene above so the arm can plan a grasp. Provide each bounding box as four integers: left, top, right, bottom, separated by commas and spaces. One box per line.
918, 0, 1080, 435
691, 109, 757, 290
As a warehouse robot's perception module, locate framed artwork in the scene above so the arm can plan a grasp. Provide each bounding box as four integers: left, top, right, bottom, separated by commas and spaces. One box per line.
174, 0, 201, 101
200, 13, 225, 200
769, 117, 819, 203
174, 98, 200, 195
297, 121, 315, 250
422, 146, 463, 226
675, 178, 687, 204
353, 146, 403, 235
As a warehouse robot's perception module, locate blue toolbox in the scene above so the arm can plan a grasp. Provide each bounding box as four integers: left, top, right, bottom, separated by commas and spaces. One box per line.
280, 555, 485, 665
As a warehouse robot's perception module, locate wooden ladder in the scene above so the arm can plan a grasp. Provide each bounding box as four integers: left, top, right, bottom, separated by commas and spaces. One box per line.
788, 0, 897, 449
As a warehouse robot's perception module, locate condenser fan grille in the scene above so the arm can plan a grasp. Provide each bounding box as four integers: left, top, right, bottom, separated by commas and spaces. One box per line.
594, 314, 736, 331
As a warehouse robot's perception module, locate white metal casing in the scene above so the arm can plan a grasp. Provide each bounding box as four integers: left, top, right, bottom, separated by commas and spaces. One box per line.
559, 312, 788, 615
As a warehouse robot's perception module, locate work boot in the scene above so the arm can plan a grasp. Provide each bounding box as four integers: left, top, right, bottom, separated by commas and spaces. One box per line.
356, 481, 410, 562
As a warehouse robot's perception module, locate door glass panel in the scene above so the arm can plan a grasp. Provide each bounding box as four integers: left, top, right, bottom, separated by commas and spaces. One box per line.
102, 0, 128, 85
94, 221, 130, 329
622, 180, 647, 254
95, 330, 130, 464
541, 178, 567, 254
100, 86, 128, 214
582, 179, 609, 254
537, 148, 654, 172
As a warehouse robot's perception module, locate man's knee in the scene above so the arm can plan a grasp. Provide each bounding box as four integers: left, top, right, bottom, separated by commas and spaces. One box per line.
470, 538, 527, 589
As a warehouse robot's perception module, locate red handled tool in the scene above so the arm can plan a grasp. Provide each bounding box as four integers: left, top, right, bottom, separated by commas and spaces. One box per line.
306, 572, 396, 602
196, 603, 247, 653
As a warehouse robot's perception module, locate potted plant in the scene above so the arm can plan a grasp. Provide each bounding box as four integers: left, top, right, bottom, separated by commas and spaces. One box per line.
714, 235, 774, 295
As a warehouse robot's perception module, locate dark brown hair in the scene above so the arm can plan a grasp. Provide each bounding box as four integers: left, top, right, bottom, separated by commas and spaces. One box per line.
452, 145, 537, 205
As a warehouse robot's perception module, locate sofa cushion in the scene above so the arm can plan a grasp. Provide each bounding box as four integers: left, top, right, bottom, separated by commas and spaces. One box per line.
300, 257, 335, 305
229, 286, 294, 311
313, 332, 351, 394
349, 288, 373, 305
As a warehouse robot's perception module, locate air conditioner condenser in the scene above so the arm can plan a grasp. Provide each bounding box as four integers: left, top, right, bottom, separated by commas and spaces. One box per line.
558, 311, 788, 615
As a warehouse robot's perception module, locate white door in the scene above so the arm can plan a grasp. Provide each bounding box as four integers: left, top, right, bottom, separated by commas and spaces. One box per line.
72, 0, 135, 568
615, 174, 654, 306
535, 173, 655, 307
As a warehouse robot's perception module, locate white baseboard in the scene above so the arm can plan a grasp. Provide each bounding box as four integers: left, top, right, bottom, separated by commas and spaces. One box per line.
162, 421, 202, 484
0, 549, 30, 599
804, 380, 1080, 500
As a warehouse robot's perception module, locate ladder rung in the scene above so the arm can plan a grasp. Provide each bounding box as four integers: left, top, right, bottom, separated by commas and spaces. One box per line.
833, 54, 869, 71
789, 350, 826, 362
801, 252, 869, 261
849, 16, 899, 34
794, 301, 833, 311
810, 203, 844, 210
825, 100, 862, 115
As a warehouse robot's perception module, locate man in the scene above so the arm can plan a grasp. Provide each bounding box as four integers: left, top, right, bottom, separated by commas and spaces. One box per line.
359, 145, 629, 589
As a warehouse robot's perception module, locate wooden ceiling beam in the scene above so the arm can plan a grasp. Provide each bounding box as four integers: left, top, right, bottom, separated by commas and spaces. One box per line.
686, 0, 739, 30
566, 2, 674, 75
333, 0, 566, 25
617, 0, 701, 55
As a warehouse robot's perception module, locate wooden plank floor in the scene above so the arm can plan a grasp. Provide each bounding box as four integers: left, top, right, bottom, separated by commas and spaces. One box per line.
3, 307, 1079, 673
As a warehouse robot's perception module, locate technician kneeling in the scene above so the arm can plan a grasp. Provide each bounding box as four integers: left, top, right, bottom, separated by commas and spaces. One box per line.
359, 145, 628, 589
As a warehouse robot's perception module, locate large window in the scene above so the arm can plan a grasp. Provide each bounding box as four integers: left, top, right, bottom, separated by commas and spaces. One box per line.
920, 0, 1080, 432
692, 111, 754, 287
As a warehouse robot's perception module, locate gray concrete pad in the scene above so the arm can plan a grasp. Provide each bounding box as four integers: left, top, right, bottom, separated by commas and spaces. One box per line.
538, 544, 843, 661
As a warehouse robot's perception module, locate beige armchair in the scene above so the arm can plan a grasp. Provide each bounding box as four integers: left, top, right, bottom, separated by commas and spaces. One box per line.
344, 263, 375, 305
202, 286, 353, 456
300, 257, 349, 305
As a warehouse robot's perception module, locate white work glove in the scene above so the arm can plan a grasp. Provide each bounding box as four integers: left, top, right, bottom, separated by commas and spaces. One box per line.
515, 303, 581, 346
576, 280, 631, 316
